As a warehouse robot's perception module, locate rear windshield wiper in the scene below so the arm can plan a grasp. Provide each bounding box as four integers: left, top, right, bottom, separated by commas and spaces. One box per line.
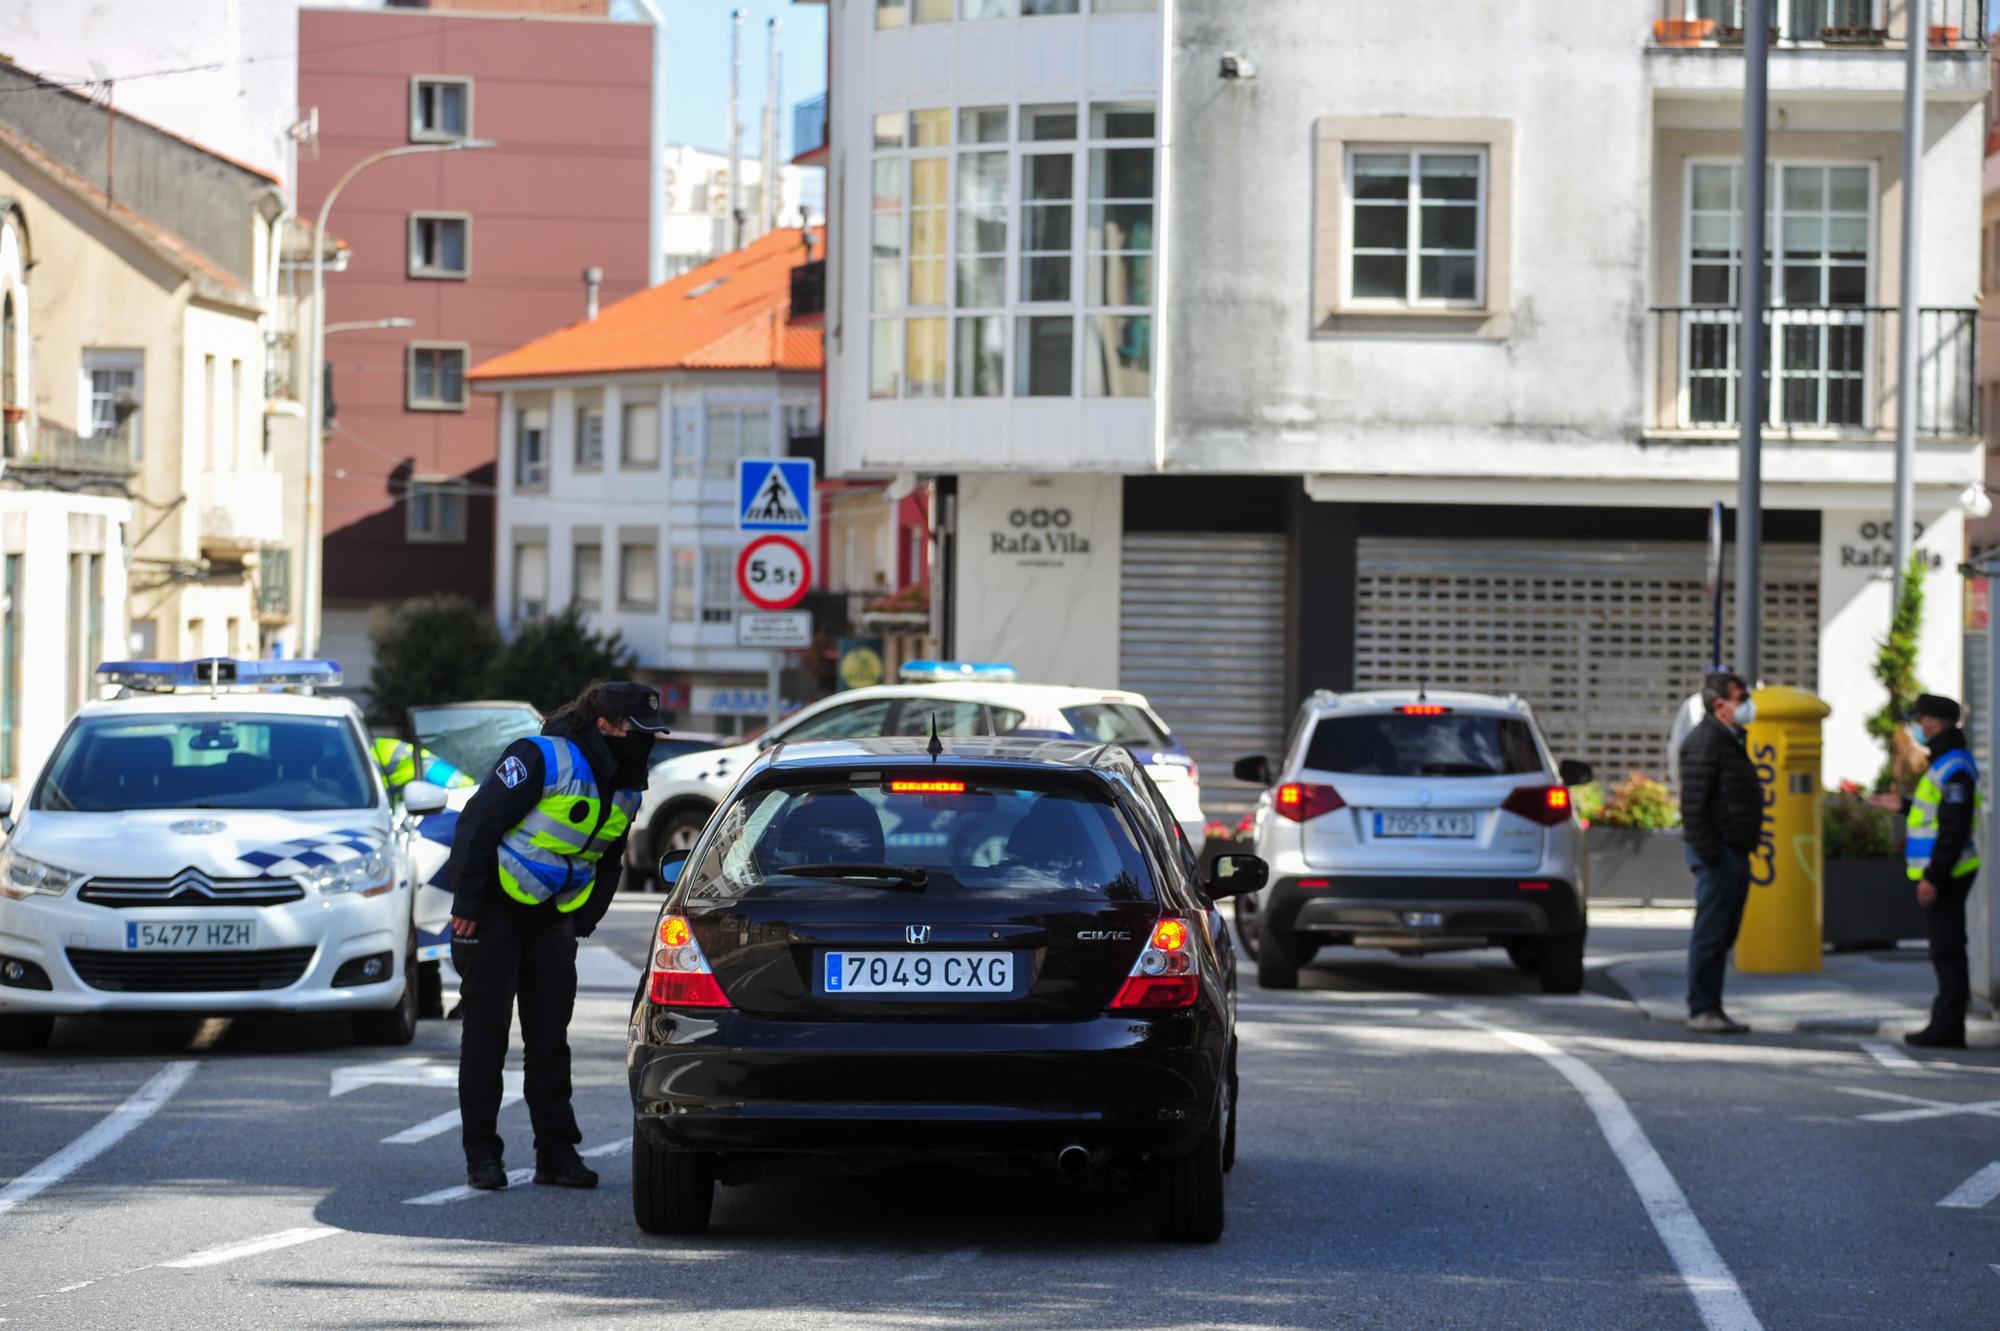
767, 862, 929, 892
1418, 763, 1500, 776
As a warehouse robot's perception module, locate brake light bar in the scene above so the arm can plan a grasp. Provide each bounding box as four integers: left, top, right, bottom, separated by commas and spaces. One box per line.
646, 914, 731, 1008
1110, 916, 1199, 1010
1399, 704, 1450, 716
1274, 782, 1345, 823
1501, 785, 1573, 827
889, 779, 967, 794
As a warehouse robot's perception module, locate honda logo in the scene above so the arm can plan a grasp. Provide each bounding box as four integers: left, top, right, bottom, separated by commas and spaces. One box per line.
905, 925, 931, 945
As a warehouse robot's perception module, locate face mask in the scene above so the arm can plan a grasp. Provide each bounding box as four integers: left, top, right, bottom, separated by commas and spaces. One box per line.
1907, 724, 1928, 748
1731, 699, 1756, 727
610, 729, 655, 770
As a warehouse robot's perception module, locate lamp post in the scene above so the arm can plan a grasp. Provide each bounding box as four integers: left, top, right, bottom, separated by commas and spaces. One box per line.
303, 139, 493, 657
325, 317, 415, 335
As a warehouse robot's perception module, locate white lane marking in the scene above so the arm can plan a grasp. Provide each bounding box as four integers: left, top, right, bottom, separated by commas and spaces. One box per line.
581, 1138, 631, 1159
1861, 1041, 1929, 1073
897, 1247, 983, 1283
160, 1226, 343, 1269
1837, 1087, 2000, 1123
329, 1056, 444, 1097
403, 1168, 534, 1206
1449, 1014, 1762, 1331
1937, 1162, 2000, 1209
1236, 1003, 1424, 1019
380, 1069, 522, 1144
0, 1061, 197, 1219
1532, 993, 1632, 1009
576, 943, 643, 991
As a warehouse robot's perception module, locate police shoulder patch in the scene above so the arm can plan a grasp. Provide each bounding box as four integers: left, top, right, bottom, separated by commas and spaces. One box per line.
1944, 784, 1971, 803
497, 755, 529, 789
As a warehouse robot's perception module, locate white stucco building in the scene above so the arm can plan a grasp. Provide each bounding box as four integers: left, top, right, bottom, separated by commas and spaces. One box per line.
816, 0, 1990, 798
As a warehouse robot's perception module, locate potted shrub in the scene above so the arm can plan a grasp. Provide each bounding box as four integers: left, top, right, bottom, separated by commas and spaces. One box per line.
1653, 17, 1718, 45
1929, 24, 1961, 47
1580, 773, 1690, 905
1822, 783, 1925, 950
0, 404, 22, 425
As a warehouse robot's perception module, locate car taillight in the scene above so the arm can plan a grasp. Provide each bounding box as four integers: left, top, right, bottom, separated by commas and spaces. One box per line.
1501, 785, 1573, 827
1273, 782, 1344, 823
646, 914, 731, 1008
1110, 917, 1199, 1010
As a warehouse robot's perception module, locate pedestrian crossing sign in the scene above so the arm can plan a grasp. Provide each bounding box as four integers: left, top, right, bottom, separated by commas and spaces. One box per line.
738, 458, 815, 534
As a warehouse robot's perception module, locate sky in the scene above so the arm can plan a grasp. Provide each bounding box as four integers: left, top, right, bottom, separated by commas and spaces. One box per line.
613, 0, 828, 160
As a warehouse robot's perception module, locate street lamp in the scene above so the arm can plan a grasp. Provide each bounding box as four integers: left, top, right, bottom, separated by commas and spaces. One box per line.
325, 317, 415, 335
302, 137, 494, 656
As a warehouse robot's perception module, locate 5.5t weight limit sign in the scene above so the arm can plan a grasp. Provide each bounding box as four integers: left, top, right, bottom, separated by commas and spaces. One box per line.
737, 535, 811, 611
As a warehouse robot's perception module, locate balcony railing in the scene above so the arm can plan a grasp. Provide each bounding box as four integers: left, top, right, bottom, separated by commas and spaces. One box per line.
199, 470, 285, 549
793, 92, 828, 164
1653, 1, 1987, 47
790, 258, 825, 324
8, 419, 137, 480
257, 544, 292, 620
1649, 305, 1977, 438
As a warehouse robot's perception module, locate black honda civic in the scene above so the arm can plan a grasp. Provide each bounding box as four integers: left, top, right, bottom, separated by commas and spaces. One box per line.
627, 736, 1265, 1242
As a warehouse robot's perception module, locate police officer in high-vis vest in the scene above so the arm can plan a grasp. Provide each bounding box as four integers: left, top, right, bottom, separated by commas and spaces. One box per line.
1904, 693, 1981, 1051
371, 736, 476, 798
446, 681, 665, 1190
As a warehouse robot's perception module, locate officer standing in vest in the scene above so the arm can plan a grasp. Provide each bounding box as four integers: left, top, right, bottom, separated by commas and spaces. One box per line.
372, 736, 476, 799
446, 681, 666, 1190
1903, 693, 1981, 1051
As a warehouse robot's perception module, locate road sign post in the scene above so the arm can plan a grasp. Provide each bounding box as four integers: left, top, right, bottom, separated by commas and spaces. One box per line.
737, 464, 816, 730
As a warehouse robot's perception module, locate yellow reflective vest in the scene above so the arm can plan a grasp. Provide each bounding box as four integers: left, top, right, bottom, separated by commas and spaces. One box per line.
494, 736, 641, 914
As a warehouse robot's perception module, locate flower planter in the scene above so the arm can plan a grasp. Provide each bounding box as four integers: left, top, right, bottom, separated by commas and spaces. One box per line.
0, 405, 22, 425
1823, 856, 1927, 950
1653, 17, 1717, 45
1585, 826, 1694, 905
1716, 26, 1781, 44
1819, 25, 1887, 43
1929, 24, 1961, 47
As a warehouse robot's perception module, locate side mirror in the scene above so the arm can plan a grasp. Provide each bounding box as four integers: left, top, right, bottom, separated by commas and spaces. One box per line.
0, 781, 14, 833
1558, 759, 1594, 787
1204, 852, 1269, 900
1232, 755, 1272, 786
659, 848, 691, 888
402, 780, 449, 816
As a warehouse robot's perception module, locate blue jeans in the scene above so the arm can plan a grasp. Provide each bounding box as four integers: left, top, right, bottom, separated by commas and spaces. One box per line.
1685, 844, 1751, 1017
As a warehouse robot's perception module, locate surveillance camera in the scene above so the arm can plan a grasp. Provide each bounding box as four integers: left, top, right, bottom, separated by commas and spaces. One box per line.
1219, 52, 1255, 80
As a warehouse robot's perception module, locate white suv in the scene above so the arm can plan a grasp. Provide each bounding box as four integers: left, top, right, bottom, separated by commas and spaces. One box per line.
0, 659, 446, 1050
627, 665, 1206, 877
1234, 690, 1591, 993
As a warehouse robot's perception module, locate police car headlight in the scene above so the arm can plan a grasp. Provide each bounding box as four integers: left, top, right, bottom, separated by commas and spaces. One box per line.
303, 848, 395, 897
0, 847, 86, 901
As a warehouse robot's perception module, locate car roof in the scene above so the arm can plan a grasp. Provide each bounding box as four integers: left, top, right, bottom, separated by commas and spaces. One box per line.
78, 691, 364, 721
760, 735, 1137, 773
822, 682, 1154, 710
1313, 689, 1535, 718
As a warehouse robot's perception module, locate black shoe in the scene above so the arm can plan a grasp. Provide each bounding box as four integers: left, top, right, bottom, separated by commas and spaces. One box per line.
1687, 1009, 1750, 1034
533, 1153, 599, 1189
466, 1157, 509, 1190
1904, 1027, 1968, 1050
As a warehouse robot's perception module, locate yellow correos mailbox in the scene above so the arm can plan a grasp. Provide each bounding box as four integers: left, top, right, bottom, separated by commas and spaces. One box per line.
1735, 685, 1831, 973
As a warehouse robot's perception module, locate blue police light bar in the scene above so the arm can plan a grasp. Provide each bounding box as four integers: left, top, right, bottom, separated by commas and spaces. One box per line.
897, 660, 1019, 684
96, 658, 344, 690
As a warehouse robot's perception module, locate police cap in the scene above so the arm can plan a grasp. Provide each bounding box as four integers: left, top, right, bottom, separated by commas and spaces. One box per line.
1911, 693, 1963, 725
597, 681, 673, 733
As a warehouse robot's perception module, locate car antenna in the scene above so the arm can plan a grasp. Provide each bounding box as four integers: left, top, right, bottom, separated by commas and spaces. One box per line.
1417, 676, 1427, 703
927, 712, 943, 762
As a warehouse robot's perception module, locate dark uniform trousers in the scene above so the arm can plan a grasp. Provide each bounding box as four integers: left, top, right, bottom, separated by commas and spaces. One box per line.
1923, 873, 1975, 1039
453, 905, 583, 1164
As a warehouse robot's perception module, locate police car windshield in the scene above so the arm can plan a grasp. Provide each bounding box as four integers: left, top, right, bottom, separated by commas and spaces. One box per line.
36, 715, 375, 812
682, 775, 1155, 904
410, 704, 542, 779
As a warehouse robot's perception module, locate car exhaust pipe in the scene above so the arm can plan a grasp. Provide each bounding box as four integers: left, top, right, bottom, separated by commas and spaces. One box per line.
1057, 1144, 1089, 1175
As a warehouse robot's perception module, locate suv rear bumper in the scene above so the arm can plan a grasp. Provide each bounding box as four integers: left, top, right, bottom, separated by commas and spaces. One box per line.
1262, 874, 1584, 942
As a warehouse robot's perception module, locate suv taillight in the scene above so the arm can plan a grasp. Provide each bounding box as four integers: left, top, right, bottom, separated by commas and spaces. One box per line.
1273, 782, 1345, 823
1501, 785, 1573, 827
1110, 917, 1200, 1010
646, 914, 731, 1007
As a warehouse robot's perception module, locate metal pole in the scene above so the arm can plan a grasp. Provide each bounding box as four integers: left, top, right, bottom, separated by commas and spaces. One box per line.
1736, 0, 1771, 684
1893, 0, 1926, 604
728, 9, 743, 252
1978, 562, 2000, 1010
765, 651, 782, 730
627, 0, 670, 286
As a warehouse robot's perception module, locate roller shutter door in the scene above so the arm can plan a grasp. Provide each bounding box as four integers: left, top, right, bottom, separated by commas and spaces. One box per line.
1354, 538, 1820, 780
1121, 533, 1290, 821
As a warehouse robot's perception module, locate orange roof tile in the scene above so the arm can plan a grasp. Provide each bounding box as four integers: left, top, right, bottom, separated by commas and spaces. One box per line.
470, 228, 824, 381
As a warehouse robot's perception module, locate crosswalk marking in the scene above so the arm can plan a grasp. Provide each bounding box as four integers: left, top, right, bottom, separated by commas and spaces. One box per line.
1938, 1162, 2000, 1209
0, 1061, 197, 1220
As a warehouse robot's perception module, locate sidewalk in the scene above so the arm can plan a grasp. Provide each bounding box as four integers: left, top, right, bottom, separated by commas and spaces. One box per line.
1603, 944, 1999, 1044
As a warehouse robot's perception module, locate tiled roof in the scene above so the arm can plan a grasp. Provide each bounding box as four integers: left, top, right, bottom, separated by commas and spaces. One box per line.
470, 228, 824, 381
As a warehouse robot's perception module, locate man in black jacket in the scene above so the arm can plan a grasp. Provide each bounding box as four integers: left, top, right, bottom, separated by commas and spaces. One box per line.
447, 681, 665, 1190
1678, 670, 1761, 1034
1903, 694, 1980, 1050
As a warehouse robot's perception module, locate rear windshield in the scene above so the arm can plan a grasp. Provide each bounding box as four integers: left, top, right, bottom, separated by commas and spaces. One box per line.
1304, 712, 1544, 777
992, 703, 1171, 748
682, 776, 1155, 903
37, 714, 374, 812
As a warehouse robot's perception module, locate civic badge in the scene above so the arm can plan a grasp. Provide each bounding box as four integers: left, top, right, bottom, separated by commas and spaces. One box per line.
905, 925, 931, 945
168, 819, 226, 836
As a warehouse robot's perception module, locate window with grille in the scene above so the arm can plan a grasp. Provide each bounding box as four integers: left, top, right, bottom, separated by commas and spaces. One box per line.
701, 546, 739, 623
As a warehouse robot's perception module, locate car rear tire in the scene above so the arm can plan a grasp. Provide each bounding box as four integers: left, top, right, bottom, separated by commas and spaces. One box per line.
632, 1126, 716, 1235
1539, 934, 1585, 995
1505, 941, 1543, 975
1232, 897, 1260, 961
1221, 1040, 1239, 1174
1255, 919, 1301, 990
1155, 1097, 1226, 1242
647, 807, 712, 891
416, 959, 445, 1020
355, 938, 421, 1046
0, 1013, 54, 1050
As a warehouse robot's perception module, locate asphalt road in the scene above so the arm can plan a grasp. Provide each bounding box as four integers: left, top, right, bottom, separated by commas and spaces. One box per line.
2, 903, 1996, 1330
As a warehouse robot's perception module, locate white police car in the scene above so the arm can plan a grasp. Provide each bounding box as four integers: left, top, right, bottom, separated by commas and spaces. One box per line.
0, 659, 448, 1050
626, 662, 1208, 879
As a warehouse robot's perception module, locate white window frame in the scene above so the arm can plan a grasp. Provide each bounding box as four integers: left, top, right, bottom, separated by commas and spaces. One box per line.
513, 541, 548, 624
408, 211, 472, 280
573, 538, 603, 611
575, 403, 605, 471
409, 75, 473, 144
406, 341, 470, 411
405, 477, 467, 544
515, 408, 549, 491
79, 349, 143, 458
670, 545, 697, 623
699, 545, 739, 624
619, 540, 659, 612
1341, 145, 1488, 312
